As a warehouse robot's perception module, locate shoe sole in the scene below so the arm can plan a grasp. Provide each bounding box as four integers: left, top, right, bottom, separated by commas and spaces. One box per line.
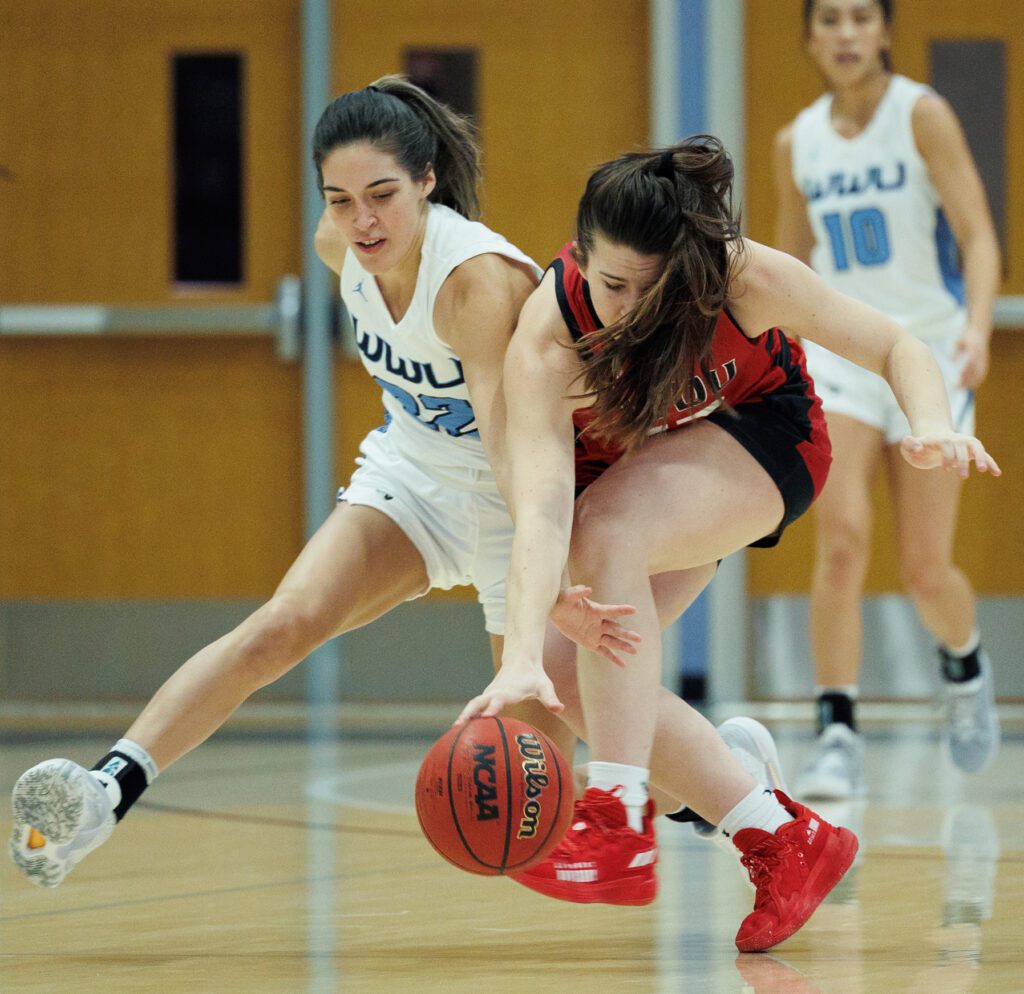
735, 826, 860, 952
510, 871, 657, 906
9, 760, 91, 888
718, 717, 789, 793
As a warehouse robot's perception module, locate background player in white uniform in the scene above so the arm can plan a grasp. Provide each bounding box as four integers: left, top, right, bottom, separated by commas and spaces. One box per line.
774, 0, 1002, 798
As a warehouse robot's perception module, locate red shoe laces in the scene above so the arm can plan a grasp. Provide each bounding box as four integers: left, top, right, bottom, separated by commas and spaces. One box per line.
573, 792, 630, 836
739, 836, 798, 908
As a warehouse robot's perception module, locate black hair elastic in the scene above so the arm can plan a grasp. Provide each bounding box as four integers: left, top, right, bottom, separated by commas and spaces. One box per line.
655, 149, 675, 180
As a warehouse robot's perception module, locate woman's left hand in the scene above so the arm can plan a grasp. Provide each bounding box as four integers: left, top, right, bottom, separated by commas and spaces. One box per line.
549, 585, 641, 667
900, 432, 1002, 479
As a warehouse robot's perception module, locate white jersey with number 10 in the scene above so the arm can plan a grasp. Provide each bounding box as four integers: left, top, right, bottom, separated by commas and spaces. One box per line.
791, 74, 965, 344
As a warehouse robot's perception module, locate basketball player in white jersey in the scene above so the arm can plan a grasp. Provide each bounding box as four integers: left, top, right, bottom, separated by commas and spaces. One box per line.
775, 0, 1002, 798
9, 77, 783, 888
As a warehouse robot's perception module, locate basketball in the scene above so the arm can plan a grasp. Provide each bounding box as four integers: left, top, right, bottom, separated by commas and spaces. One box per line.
414, 716, 574, 875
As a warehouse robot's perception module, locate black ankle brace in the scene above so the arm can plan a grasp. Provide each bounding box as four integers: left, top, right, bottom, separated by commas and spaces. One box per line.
817, 692, 856, 734
91, 751, 149, 822
940, 645, 981, 683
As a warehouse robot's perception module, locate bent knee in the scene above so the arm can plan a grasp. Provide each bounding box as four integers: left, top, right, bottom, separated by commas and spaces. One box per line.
233, 596, 332, 687
570, 492, 646, 575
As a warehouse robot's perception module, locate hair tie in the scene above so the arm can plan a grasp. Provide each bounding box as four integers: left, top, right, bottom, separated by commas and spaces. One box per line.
654, 149, 675, 181
365, 84, 380, 94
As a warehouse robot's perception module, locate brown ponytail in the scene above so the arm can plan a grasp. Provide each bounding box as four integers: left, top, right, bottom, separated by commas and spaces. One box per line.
573, 136, 743, 451
312, 74, 482, 219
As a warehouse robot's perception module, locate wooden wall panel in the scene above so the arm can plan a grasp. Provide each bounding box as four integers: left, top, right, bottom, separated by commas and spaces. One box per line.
744, 0, 1024, 595
0, 1, 649, 603
0, 0, 302, 304
0, 337, 303, 598
333, 0, 651, 267
0, 1, 306, 599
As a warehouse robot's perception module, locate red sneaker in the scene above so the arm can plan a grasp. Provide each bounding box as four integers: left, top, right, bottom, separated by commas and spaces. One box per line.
733, 790, 858, 952
511, 787, 657, 906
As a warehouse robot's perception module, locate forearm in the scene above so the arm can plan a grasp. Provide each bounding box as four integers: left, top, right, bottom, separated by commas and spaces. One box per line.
961, 231, 1001, 338
884, 335, 953, 434
504, 498, 574, 663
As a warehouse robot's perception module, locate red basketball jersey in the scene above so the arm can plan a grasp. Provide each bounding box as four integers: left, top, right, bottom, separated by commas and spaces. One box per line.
549, 243, 830, 495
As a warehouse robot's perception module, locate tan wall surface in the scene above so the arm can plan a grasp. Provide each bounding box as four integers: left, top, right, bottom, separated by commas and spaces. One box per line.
1, 2, 650, 604
744, 0, 1024, 595
0, 1, 306, 600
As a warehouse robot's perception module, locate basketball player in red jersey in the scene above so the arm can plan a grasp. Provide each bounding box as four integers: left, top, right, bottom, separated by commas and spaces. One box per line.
458, 137, 999, 951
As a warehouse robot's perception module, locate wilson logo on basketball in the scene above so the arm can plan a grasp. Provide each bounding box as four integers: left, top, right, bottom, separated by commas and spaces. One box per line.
471, 743, 499, 821
514, 733, 550, 839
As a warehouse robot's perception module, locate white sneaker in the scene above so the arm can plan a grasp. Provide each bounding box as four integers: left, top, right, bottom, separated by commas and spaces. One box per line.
9, 759, 116, 888
795, 723, 864, 800
693, 717, 788, 852
942, 649, 1000, 773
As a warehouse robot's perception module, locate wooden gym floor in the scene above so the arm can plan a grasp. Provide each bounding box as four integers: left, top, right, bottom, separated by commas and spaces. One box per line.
1, 713, 1021, 993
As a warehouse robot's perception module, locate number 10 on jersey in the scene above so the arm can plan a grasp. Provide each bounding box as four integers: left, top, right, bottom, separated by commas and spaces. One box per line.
822, 207, 891, 271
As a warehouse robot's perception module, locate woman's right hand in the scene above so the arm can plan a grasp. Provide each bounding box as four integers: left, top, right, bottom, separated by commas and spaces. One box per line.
454, 661, 564, 726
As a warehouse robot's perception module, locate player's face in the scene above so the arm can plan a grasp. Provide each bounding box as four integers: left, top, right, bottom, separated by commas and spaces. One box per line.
578, 235, 664, 327
805, 0, 890, 86
320, 141, 436, 275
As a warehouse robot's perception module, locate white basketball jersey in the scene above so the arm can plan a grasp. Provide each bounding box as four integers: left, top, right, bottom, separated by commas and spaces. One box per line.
792, 75, 965, 342
341, 203, 539, 470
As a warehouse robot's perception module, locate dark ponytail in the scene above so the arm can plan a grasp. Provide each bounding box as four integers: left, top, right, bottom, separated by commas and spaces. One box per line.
573, 136, 742, 452
803, 0, 894, 72
312, 74, 482, 219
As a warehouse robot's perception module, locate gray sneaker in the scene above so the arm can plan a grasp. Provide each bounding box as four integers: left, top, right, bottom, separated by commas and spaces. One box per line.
693, 716, 788, 851
942, 650, 1000, 773
9, 759, 116, 888
795, 723, 865, 800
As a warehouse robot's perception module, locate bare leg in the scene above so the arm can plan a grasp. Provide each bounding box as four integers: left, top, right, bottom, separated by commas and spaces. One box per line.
555, 423, 786, 822
808, 414, 884, 688
126, 503, 429, 770
549, 564, 719, 807
886, 446, 974, 646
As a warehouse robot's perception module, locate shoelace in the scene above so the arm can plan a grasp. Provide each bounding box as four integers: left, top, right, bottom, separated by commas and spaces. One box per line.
739, 836, 797, 909
949, 692, 984, 741
560, 793, 633, 853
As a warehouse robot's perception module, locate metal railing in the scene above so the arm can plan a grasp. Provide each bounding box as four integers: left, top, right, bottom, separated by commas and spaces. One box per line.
0, 275, 303, 361
3, 290, 1021, 348
994, 295, 1024, 327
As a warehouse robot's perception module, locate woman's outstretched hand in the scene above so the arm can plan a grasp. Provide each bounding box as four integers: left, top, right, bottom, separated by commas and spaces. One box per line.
454, 664, 564, 726
549, 584, 641, 667
900, 432, 1001, 479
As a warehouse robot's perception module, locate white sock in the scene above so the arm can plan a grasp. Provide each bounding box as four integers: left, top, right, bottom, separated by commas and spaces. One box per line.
719, 786, 790, 838
588, 761, 649, 832
945, 628, 980, 658
113, 738, 160, 783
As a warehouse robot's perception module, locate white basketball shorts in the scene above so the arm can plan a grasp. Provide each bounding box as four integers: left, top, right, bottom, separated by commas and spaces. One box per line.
802, 337, 975, 445
337, 425, 513, 635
